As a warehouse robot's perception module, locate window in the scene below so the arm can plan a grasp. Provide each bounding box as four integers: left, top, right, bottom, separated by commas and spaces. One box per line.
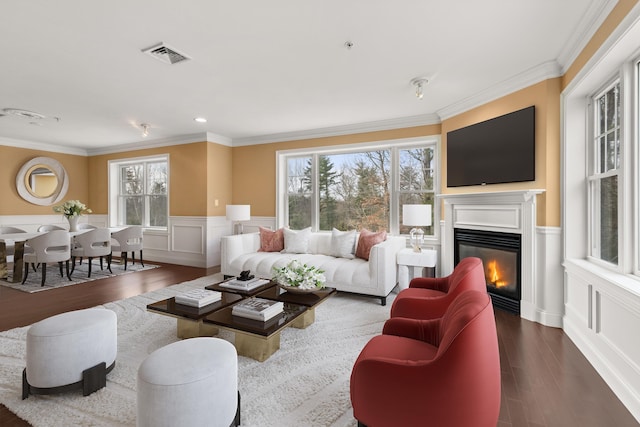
589, 81, 620, 265
278, 138, 438, 236
398, 146, 436, 235
110, 156, 168, 228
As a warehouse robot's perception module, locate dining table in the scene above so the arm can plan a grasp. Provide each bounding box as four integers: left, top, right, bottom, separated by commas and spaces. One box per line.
0, 227, 127, 284
0, 232, 42, 283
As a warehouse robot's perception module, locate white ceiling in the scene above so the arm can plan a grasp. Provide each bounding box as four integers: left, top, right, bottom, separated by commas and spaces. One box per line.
0, 0, 614, 153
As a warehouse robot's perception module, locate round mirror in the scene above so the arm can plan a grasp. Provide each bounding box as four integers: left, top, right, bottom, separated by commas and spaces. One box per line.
25, 165, 59, 198
16, 157, 69, 205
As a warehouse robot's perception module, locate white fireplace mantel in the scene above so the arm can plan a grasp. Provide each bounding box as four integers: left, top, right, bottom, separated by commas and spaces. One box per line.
438, 190, 562, 326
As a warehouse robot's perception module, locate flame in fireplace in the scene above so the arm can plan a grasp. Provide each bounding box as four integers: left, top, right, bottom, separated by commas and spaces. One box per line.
487, 260, 508, 288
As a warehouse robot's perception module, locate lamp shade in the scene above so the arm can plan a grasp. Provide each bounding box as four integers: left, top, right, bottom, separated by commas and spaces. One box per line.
226, 205, 251, 221
402, 204, 432, 227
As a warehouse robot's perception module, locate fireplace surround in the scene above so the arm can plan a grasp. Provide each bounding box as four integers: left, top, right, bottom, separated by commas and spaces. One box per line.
439, 190, 563, 327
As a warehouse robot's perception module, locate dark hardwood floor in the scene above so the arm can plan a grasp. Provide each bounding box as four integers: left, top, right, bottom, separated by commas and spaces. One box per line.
0, 264, 637, 426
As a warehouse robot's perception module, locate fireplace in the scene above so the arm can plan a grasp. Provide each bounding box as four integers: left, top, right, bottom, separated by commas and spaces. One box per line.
454, 228, 521, 314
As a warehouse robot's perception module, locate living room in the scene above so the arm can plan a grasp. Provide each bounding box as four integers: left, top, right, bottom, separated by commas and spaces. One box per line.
2, 1, 640, 426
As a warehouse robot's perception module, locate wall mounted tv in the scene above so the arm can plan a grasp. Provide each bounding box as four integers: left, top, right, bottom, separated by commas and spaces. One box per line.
446, 105, 535, 187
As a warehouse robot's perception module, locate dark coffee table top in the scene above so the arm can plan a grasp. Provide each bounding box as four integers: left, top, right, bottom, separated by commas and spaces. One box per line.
255, 286, 337, 307
147, 292, 243, 321
203, 302, 307, 338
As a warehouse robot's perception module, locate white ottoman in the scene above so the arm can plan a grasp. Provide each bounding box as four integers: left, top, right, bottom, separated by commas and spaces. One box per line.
23, 308, 117, 399
137, 337, 239, 427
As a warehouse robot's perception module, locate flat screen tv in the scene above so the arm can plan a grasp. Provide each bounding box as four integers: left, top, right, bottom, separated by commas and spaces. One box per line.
447, 106, 535, 187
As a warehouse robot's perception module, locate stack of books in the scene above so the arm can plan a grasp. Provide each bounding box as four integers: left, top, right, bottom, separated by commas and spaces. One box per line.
220, 277, 270, 291
174, 289, 222, 308
232, 297, 284, 321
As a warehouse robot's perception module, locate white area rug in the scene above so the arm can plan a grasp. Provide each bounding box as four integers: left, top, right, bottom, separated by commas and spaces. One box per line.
1, 261, 158, 293
0, 274, 394, 426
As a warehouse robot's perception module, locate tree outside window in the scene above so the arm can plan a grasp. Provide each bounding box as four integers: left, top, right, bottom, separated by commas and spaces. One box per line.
119, 160, 167, 227
283, 141, 437, 234
590, 82, 620, 265
399, 147, 435, 235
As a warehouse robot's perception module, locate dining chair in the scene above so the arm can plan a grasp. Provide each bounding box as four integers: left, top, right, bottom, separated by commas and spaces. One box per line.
0, 226, 27, 234
74, 223, 97, 265
77, 223, 97, 230
71, 228, 112, 278
37, 224, 66, 232
111, 226, 143, 270
22, 230, 72, 286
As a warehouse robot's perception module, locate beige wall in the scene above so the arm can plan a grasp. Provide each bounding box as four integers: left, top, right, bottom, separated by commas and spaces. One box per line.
441, 78, 561, 227
88, 141, 231, 217
0, 145, 89, 215
207, 142, 233, 216
231, 125, 442, 217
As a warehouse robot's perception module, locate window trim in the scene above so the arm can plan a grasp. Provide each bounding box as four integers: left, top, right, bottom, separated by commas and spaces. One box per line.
108, 154, 170, 230
587, 78, 621, 268
275, 136, 440, 238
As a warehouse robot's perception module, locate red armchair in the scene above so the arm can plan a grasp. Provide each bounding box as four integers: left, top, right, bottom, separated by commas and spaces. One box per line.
350, 290, 500, 427
390, 256, 486, 319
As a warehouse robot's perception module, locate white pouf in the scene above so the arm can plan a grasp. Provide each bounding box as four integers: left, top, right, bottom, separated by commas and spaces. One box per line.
23, 308, 117, 399
137, 337, 239, 427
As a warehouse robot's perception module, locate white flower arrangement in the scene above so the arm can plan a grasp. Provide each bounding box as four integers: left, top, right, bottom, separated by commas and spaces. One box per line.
272, 259, 326, 290
52, 200, 92, 218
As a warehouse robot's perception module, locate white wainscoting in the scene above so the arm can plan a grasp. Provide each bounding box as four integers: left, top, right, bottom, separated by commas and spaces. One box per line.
564, 259, 640, 421
0, 214, 277, 268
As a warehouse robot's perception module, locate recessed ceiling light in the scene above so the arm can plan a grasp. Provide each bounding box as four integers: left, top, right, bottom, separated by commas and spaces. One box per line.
194, 117, 207, 123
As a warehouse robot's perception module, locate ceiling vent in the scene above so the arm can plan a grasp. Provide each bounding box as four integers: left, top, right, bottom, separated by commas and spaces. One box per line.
2, 108, 47, 120
142, 43, 191, 65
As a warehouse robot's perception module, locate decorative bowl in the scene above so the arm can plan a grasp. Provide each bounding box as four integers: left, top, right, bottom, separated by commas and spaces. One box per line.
277, 284, 322, 294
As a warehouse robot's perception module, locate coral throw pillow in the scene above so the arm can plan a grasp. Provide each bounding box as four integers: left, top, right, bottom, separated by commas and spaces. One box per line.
355, 229, 387, 261
258, 227, 284, 252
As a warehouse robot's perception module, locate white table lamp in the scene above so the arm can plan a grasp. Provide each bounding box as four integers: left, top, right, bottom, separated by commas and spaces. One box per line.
402, 204, 432, 252
226, 205, 251, 235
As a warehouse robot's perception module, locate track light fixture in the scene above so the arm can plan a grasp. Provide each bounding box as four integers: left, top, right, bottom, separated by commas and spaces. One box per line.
140, 123, 150, 137
410, 77, 429, 100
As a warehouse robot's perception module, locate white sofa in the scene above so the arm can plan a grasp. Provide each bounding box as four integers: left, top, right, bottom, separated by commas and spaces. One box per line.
221, 232, 406, 305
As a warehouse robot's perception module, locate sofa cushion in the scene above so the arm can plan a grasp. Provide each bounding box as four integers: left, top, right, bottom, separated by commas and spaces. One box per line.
355, 229, 387, 261
283, 227, 312, 254
258, 227, 284, 252
227, 252, 374, 289
329, 228, 356, 259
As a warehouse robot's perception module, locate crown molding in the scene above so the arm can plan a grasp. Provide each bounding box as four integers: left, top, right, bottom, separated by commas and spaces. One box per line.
557, 0, 619, 74
232, 113, 441, 146
563, 1, 640, 97
205, 131, 233, 146
85, 132, 232, 155
0, 137, 88, 156
437, 60, 562, 120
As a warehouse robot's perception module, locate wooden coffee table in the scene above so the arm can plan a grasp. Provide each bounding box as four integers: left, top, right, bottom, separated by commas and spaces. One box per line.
147, 280, 336, 361
147, 292, 243, 339
203, 302, 308, 362
148, 279, 278, 338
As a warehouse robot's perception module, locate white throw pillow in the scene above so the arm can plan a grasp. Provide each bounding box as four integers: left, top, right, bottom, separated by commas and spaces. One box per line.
330, 228, 356, 259
282, 227, 312, 254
